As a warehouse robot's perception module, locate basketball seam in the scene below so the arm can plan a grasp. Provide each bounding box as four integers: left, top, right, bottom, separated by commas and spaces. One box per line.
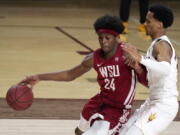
15, 86, 33, 102
15, 86, 33, 109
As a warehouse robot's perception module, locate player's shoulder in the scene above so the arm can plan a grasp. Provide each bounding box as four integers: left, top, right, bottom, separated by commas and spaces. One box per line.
81, 52, 94, 68
154, 39, 172, 51
84, 52, 94, 61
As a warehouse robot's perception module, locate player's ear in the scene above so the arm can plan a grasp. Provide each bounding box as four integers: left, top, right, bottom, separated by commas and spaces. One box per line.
159, 22, 163, 29
115, 35, 120, 42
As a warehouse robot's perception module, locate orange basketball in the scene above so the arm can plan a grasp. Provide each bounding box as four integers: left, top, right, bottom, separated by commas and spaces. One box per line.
6, 84, 33, 111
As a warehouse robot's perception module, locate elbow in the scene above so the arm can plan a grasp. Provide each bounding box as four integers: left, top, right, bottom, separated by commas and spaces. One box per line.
64, 72, 77, 81
141, 57, 171, 77
66, 76, 76, 81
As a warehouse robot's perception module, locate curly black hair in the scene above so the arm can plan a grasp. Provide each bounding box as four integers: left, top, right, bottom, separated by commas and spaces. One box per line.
94, 14, 124, 34
149, 4, 174, 28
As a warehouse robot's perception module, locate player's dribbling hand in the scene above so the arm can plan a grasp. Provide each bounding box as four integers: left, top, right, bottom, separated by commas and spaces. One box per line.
18, 75, 40, 88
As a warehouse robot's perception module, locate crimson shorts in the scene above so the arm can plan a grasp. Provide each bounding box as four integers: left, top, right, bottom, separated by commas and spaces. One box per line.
77, 94, 131, 135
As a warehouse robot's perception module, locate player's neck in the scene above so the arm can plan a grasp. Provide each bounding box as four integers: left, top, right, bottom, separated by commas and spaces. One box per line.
151, 30, 166, 40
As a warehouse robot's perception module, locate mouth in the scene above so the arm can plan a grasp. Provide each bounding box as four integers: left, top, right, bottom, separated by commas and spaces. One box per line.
102, 47, 110, 53
102, 45, 109, 50
145, 28, 149, 35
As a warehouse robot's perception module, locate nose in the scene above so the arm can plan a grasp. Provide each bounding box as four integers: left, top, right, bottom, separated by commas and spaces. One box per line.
144, 21, 147, 27
102, 37, 107, 44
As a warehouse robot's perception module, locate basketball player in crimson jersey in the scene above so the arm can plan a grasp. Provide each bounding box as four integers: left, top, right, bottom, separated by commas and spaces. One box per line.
20, 15, 147, 135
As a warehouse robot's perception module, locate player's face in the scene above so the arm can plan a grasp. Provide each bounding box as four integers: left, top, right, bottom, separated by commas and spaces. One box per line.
144, 11, 162, 38
98, 33, 118, 53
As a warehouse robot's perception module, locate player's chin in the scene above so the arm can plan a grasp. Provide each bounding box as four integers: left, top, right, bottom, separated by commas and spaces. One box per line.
145, 28, 149, 35
102, 47, 110, 53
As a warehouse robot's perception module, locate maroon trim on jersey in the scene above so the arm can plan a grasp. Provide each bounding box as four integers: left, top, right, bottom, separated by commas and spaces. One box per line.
97, 29, 119, 36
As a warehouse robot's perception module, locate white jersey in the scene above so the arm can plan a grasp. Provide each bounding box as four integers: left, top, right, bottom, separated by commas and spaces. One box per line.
145, 35, 178, 99
120, 35, 179, 135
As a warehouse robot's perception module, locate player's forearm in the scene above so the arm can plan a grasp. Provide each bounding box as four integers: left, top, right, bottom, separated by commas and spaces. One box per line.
134, 64, 148, 87
140, 56, 171, 76
37, 71, 74, 82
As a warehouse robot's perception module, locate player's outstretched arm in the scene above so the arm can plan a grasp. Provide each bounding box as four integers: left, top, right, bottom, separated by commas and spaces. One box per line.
20, 53, 93, 86
121, 43, 143, 72
121, 43, 148, 87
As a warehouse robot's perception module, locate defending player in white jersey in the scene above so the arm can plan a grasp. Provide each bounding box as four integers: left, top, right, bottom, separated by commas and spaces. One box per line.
120, 4, 179, 135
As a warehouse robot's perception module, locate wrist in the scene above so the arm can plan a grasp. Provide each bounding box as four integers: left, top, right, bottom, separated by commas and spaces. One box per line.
140, 55, 147, 65
36, 75, 41, 81
137, 55, 142, 63
134, 64, 143, 74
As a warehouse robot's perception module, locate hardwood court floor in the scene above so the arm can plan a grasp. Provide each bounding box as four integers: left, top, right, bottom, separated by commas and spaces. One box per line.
0, 98, 180, 120
0, 119, 179, 135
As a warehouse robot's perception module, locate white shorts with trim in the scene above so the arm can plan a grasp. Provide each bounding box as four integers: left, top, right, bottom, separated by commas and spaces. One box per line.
126, 97, 179, 135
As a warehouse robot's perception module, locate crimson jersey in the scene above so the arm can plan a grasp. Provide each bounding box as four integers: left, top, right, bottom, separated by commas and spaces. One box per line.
93, 43, 136, 108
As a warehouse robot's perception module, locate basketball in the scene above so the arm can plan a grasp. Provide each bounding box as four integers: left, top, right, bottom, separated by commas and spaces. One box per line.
6, 84, 33, 111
